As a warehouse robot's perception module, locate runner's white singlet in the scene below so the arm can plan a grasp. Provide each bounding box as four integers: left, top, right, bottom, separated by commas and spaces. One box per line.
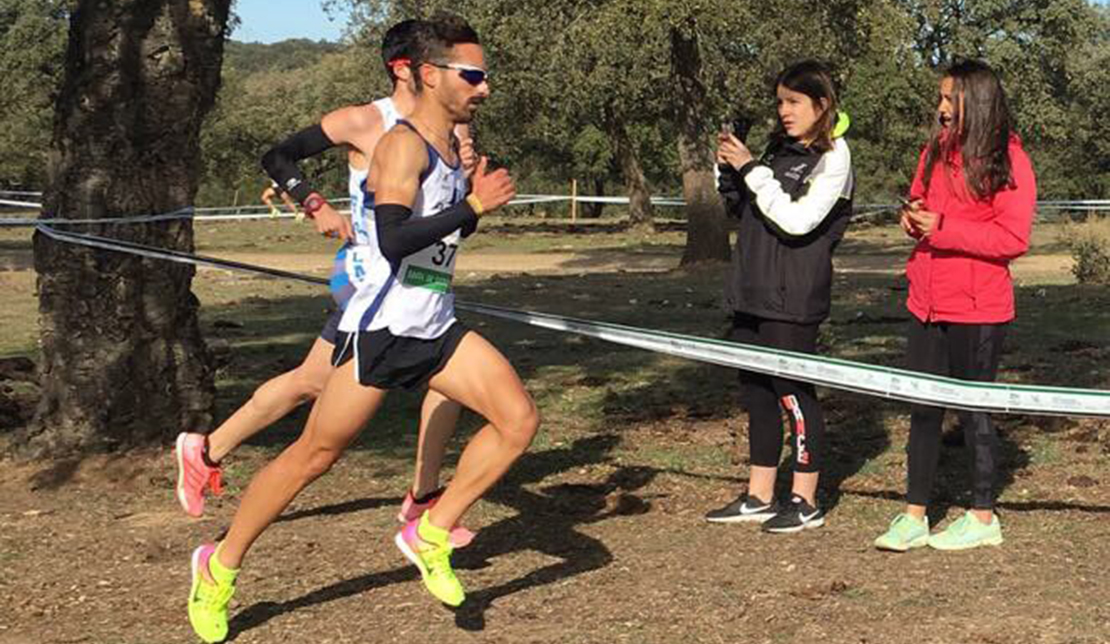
339, 122, 468, 339
330, 97, 402, 309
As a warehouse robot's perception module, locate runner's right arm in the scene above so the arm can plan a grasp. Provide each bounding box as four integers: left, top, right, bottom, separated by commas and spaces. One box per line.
261, 124, 334, 203
261, 106, 383, 240
262, 106, 383, 200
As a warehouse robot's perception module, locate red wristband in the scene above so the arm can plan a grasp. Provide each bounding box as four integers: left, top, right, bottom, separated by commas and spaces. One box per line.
302, 192, 327, 219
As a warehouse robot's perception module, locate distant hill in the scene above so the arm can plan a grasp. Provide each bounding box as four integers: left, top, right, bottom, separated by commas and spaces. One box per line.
223, 39, 344, 75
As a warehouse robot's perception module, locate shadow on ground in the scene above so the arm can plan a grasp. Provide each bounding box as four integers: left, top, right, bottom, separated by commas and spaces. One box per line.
228, 434, 659, 637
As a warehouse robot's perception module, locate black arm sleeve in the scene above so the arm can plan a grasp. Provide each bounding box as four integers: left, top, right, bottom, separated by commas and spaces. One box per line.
460, 215, 478, 238
261, 124, 336, 203
375, 201, 479, 264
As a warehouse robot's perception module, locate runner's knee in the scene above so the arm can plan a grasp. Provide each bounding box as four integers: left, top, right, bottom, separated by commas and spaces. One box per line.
296, 444, 343, 482
291, 364, 328, 401
499, 396, 539, 452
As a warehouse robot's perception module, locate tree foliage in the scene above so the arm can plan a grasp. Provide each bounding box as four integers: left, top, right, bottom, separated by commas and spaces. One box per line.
0, 0, 68, 188
196, 38, 382, 204
3, 1, 1110, 208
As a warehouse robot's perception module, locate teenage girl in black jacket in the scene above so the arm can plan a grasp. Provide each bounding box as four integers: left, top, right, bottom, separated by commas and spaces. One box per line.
707, 60, 854, 533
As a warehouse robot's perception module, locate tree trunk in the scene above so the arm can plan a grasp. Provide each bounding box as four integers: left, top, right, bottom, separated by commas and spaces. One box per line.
613, 125, 654, 230
579, 177, 605, 219
589, 177, 605, 218
670, 22, 729, 264
20, 0, 230, 458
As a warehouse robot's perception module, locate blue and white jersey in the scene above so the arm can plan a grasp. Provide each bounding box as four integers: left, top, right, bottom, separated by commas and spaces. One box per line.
329, 97, 402, 310
339, 122, 469, 339
349, 97, 401, 247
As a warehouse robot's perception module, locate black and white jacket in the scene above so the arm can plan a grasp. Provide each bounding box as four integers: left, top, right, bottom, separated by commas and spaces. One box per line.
720, 133, 854, 324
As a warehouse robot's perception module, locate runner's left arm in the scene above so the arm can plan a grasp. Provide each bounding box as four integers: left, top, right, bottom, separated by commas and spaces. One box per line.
373, 130, 479, 264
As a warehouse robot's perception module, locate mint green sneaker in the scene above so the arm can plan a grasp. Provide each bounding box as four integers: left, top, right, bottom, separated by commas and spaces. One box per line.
928, 511, 1003, 551
874, 513, 930, 552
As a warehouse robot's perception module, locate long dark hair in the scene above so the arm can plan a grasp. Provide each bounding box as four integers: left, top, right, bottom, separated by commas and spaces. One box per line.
923, 59, 1015, 200
772, 60, 840, 153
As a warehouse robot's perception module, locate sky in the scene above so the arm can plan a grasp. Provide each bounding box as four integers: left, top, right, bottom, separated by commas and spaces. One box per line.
230, 0, 1110, 44
232, 0, 353, 44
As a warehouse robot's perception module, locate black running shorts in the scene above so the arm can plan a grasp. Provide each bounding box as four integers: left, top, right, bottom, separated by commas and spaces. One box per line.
319, 308, 342, 344
331, 322, 469, 390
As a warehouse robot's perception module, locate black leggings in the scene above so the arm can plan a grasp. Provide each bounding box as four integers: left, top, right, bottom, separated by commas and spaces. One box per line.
730, 313, 825, 474
905, 318, 1007, 510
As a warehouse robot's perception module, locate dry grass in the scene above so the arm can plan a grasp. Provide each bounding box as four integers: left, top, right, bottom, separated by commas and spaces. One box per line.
1, 218, 1108, 643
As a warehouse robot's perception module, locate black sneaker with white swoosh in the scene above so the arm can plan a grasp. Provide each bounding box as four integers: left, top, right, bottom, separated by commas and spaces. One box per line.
761, 495, 825, 533
704, 494, 780, 523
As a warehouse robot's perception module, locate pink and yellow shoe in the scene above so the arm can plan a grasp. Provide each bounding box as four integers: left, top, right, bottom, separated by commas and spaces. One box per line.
187, 543, 238, 643
175, 433, 223, 517
394, 513, 465, 606
398, 489, 475, 547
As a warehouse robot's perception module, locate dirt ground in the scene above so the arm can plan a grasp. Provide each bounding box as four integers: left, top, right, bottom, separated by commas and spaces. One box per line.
1, 219, 1108, 644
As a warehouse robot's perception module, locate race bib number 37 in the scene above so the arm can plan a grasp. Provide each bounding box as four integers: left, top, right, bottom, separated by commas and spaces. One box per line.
401, 238, 458, 293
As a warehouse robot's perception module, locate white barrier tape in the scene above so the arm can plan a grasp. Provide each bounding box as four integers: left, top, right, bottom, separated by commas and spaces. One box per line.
1, 193, 586, 226
192, 210, 349, 221
192, 197, 351, 212
1038, 199, 1110, 206
1, 207, 355, 226
509, 195, 573, 205
0, 199, 43, 209
7, 193, 1110, 227
459, 303, 1110, 418
35, 225, 1110, 418
2, 207, 194, 226
550, 195, 686, 206
516, 196, 1110, 209
9, 183, 1110, 207
36, 225, 331, 284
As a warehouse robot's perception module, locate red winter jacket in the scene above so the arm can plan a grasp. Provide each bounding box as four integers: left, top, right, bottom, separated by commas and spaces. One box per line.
905, 136, 1036, 324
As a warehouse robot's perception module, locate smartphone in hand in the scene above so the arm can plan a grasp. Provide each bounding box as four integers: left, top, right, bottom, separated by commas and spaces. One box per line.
731, 116, 754, 144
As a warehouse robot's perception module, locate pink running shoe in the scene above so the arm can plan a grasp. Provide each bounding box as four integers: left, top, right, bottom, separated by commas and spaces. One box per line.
175, 433, 223, 517
398, 489, 476, 548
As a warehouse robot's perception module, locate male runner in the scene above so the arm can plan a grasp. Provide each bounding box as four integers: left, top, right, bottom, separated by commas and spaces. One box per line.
260, 181, 297, 217
187, 15, 537, 641
174, 20, 474, 543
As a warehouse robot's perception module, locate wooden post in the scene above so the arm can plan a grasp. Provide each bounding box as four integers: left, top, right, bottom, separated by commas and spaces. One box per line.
570, 178, 578, 222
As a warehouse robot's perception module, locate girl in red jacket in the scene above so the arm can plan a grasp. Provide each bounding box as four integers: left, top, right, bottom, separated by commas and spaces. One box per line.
875, 59, 1036, 552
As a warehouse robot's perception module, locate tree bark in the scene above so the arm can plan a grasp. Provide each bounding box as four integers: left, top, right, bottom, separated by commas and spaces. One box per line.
670, 22, 729, 264
20, 0, 230, 458
613, 124, 654, 230
590, 177, 605, 219
579, 177, 605, 219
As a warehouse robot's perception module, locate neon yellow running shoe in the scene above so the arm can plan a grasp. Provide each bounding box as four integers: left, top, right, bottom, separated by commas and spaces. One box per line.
187, 544, 238, 643
394, 512, 466, 606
